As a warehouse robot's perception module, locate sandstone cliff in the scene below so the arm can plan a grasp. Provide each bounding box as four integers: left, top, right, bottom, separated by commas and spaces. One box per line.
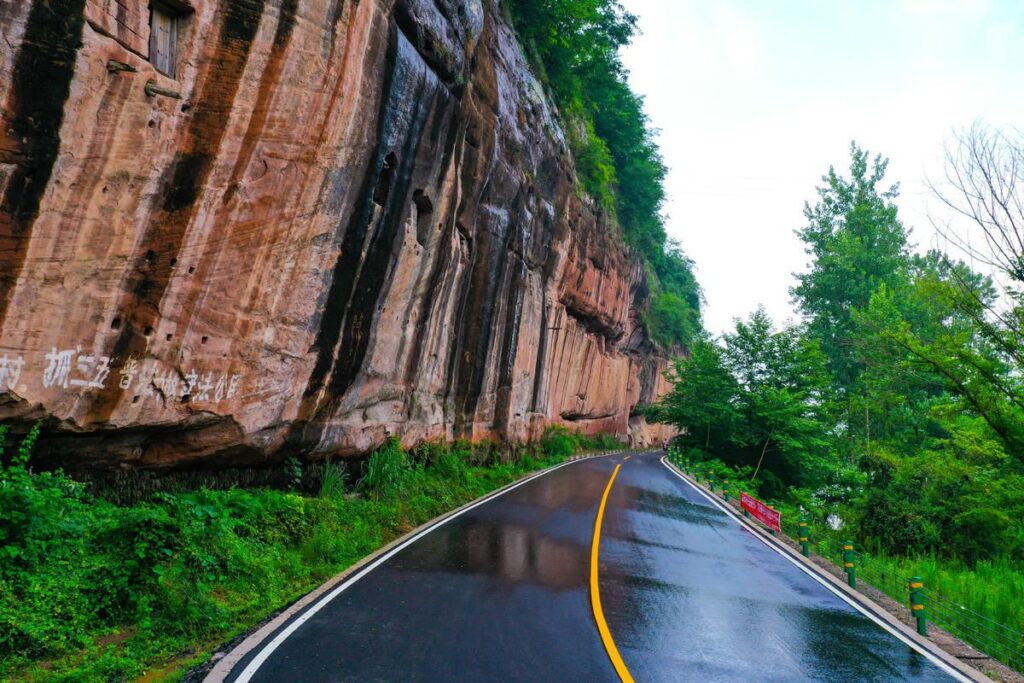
0, 0, 675, 470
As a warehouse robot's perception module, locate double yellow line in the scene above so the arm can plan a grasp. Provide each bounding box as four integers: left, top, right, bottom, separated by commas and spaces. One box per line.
590, 463, 635, 683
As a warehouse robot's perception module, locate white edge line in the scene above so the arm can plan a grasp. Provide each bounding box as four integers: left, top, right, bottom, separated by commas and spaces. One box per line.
232, 454, 603, 682
659, 456, 972, 683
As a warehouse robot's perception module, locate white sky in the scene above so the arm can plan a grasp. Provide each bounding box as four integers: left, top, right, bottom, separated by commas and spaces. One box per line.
621, 0, 1024, 334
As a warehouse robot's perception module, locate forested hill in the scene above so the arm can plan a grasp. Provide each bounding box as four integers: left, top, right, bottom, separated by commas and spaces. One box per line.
506, 0, 703, 348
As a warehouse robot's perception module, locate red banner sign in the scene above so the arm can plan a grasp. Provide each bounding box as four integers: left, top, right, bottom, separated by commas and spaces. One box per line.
740, 493, 781, 533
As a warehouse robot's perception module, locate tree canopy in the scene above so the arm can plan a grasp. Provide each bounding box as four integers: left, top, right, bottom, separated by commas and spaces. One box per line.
652, 140, 1024, 565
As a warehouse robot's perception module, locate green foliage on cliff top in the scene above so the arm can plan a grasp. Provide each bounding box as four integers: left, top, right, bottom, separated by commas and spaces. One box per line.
505, 0, 702, 348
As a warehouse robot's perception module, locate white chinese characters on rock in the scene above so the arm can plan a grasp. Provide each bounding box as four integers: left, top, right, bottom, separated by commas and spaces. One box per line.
0, 354, 26, 391
28, 347, 245, 405
39, 347, 112, 389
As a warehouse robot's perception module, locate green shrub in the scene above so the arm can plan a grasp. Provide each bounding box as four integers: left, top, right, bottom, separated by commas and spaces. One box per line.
412, 440, 448, 466
284, 457, 303, 491
540, 426, 576, 459
319, 460, 347, 499
358, 438, 410, 497
433, 452, 469, 484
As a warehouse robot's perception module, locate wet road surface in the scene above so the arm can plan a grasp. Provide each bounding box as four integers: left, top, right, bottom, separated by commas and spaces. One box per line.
224, 452, 957, 682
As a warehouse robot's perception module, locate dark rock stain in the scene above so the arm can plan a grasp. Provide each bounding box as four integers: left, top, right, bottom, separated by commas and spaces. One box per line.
169, 0, 300, 358
325, 37, 453, 399
298, 28, 406, 415
402, 121, 466, 389
222, 0, 299, 206
300, 23, 456, 424
0, 0, 87, 325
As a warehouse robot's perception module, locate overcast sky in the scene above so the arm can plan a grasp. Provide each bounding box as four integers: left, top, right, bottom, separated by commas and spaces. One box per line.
620, 0, 1024, 335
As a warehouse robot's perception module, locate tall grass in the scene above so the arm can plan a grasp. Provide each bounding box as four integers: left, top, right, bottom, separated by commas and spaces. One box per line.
319, 460, 348, 499
358, 438, 410, 497
804, 529, 1024, 638
866, 554, 1024, 636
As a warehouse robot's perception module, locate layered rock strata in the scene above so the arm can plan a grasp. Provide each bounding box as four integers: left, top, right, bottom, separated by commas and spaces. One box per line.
0, 0, 675, 470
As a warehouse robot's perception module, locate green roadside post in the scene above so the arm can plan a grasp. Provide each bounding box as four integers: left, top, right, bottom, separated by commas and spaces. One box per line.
909, 577, 927, 636
843, 541, 856, 588
799, 515, 810, 557
723, 484, 731, 502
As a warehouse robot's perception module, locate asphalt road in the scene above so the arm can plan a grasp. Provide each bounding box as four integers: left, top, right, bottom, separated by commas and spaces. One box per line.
222, 451, 959, 682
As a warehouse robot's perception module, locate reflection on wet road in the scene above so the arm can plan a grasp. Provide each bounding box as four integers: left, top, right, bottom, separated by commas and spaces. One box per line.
226, 452, 957, 682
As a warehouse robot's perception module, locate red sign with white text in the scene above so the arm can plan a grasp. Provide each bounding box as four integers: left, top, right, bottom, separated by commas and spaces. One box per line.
741, 493, 781, 533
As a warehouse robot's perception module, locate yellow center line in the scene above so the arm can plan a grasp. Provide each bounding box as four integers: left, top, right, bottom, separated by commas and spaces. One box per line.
590, 464, 635, 683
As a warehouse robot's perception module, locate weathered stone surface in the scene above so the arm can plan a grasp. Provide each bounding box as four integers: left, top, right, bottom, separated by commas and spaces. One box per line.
0, 0, 674, 471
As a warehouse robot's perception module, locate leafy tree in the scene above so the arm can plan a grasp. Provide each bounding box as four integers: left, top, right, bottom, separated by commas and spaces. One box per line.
721, 309, 832, 485
650, 138, 1024, 576
653, 308, 831, 489
857, 273, 1024, 459
792, 143, 910, 390
649, 340, 738, 450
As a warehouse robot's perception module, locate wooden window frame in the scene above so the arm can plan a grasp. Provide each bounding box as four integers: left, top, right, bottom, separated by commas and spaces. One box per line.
149, 0, 191, 78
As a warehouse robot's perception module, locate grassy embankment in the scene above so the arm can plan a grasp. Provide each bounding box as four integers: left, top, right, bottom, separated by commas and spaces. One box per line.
0, 424, 619, 682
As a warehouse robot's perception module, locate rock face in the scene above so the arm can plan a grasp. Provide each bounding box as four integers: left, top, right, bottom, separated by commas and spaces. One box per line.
0, 0, 675, 470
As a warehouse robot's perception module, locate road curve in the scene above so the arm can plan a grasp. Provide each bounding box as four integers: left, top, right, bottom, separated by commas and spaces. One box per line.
219, 451, 959, 682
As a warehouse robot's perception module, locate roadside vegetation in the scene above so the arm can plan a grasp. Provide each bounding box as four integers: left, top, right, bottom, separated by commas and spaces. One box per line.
0, 425, 622, 682
651, 129, 1024, 669
505, 0, 703, 348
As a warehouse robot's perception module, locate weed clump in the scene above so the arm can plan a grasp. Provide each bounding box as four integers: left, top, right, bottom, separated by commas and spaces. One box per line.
319, 460, 348, 499
541, 425, 622, 459
358, 438, 410, 497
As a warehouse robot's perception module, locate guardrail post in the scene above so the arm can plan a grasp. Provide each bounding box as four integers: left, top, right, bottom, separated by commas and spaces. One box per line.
799, 515, 810, 557
843, 541, 856, 588
723, 484, 730, 502
909, 577, 927, 636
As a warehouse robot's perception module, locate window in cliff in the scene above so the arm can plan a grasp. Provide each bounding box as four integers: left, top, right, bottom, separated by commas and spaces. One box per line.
372, 153, 398, 207
413, 190, 434, 247
149, 2, 189, 78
